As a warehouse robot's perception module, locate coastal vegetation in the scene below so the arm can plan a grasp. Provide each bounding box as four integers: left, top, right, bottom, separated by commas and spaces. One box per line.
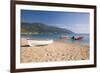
21, 22, 74, 34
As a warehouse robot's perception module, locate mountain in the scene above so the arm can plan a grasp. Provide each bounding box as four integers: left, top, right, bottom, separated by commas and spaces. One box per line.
21, 22, 74, 34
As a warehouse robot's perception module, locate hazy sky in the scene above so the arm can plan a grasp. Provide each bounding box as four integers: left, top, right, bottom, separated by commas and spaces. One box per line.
21, 10, 90, 33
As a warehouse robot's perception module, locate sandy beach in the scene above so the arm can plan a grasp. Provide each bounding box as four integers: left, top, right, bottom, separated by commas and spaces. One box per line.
20, 38, 89, 63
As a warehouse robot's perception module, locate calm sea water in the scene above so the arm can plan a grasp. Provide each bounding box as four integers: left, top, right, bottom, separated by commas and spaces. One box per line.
21, 33, 89, 45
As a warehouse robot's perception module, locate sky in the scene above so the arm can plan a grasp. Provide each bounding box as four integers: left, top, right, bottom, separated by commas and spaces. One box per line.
21, 10, 90, 33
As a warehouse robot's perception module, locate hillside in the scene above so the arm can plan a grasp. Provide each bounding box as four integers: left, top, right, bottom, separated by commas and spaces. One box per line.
21, 22, 74, 34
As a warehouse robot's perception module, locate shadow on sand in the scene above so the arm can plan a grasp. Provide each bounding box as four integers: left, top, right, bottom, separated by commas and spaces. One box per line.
21, 45, 30, 47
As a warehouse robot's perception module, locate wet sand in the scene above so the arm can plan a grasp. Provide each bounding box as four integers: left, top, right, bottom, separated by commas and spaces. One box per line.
20, 38, 89, 63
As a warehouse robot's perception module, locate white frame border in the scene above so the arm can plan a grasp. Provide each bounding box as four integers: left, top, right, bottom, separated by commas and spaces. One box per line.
15, 4, 94, 69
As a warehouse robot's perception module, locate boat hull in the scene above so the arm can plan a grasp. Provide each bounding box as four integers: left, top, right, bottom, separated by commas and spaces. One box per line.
27, 39, 53, 46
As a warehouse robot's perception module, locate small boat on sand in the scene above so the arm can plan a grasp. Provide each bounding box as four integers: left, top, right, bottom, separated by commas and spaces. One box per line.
59, 36, 70, 39
71, 36, 83, 40
27, 39, 53, 46
74, 36, 83, 40
60, 36, 83, 40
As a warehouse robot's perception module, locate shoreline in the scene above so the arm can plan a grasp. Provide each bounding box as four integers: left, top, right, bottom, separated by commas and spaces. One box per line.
20, 38, 89, 63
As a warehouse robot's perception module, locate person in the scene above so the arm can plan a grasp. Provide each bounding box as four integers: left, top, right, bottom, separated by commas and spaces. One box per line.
71, 36, 75, 40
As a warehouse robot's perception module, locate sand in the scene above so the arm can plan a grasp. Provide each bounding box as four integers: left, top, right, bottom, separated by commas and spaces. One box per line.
20, 38, 89, 63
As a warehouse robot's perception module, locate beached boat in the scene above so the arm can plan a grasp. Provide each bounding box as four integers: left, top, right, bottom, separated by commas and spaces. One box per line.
74, 36, 83, 40
27, 39, 54, 46
60, 36, 83, 40
59, 36, 70, 39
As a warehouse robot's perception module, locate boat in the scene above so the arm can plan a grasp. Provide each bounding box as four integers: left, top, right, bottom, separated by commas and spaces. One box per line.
74, 36, 83, 40
59, 36, 70, 39
27, 39, 54, 46
60, 35, 83, 40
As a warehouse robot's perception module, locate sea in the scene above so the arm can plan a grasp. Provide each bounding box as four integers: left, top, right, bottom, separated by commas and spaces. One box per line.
21, 33, 89, 45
